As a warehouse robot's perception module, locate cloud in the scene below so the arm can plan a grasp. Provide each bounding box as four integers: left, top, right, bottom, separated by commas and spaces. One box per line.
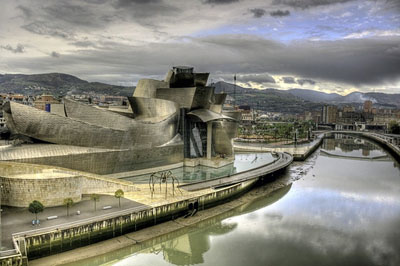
70, 40, 98, 48
51, 51, 60, 58
250, 8, 266, 18
1, 44, 25, 53
22, 21, 76, 40
1, 0, 400, 93
17, 5, 33, 18
238, 73, 276, 83
272, 0, 354, 9
297, 78, 316, 85
5, 35, 400, 89
202, 0, 240, 4
282, 76, 296, 83
344, 29, 400, 39
270, 10, 290, 17
42, 2, 103, 28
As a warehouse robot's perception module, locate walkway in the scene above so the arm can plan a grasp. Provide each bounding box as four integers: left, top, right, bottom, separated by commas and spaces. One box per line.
1, 195, 145, 249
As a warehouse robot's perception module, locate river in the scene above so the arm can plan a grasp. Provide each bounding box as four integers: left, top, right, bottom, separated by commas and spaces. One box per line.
66, 134, 400, 266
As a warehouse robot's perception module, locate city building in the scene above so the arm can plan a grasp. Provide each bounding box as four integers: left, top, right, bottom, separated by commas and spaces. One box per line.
322, 105, 337, 124
34, 95, 60, 111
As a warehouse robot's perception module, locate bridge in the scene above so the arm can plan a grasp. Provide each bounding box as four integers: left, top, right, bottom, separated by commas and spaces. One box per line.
328, 131, 400, 160
319, 149, 391, 162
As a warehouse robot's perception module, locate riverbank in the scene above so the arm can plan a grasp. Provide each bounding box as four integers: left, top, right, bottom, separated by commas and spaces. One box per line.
234, 134, 324, 161
30, 167, 298, 266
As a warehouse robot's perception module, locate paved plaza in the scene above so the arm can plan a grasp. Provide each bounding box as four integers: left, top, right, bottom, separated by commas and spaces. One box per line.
1, 195, 145, 249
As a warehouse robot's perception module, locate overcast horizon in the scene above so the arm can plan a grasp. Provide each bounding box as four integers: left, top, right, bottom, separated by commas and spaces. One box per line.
1, 0, 399, 95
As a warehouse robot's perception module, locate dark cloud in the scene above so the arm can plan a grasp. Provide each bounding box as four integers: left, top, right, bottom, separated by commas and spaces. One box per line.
113, 0, 162, 7
71, 41, 98, 48
282, 76, 296, 83
51, 51, 60, 58
22, 21, 75, 40
202, 0, 240, 4
17, 5, 33, 18
111, 0, 180, 24
82, 0, 108, 4
43, 2, 101, 28
250, 8, 266, 18
238, 73, 276, 83
273, 0, 354, 9
5, 35, 400, 89
1, 44, 25, 53
297, 78, 316, 85
270, 10, 290, 17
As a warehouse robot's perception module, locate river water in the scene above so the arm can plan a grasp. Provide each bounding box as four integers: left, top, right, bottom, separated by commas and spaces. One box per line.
67, 134, 400, 266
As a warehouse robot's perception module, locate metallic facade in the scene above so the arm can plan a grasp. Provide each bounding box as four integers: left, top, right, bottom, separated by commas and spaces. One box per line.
3, 67, 239, 174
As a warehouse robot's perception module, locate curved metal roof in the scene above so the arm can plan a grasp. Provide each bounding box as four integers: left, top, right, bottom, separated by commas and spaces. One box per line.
187, 109, 237, 123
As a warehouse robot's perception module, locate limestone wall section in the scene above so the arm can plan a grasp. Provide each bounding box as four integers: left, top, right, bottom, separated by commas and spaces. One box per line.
0, 171, 137, 207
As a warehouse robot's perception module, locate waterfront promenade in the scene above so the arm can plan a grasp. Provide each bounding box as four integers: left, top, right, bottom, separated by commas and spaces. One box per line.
234, 134, 324, 160
0, 151, 293, 265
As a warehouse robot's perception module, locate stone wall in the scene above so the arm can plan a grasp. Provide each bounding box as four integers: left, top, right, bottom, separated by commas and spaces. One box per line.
0, 175, 82, 207
0, 164, 138, 207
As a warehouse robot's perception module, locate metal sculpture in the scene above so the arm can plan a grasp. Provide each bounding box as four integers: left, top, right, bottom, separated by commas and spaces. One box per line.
149, 171, 182, 199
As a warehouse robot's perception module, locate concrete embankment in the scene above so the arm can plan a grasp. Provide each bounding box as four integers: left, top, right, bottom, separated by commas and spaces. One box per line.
234, 134, 324, 161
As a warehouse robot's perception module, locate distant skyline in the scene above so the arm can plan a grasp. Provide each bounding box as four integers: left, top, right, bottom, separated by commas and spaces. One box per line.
0, 0, 399, 95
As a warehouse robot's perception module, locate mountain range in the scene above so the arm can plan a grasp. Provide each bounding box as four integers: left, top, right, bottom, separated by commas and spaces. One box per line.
0, 73, 133, 96
214, 81, 400, 110
0, 73, 398, 113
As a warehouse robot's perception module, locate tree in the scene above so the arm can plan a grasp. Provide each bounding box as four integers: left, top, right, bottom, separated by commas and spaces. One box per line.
28, 200, 44, 221
388, 121, 400, 134
64, 198, 74, 216
90, 194, 100, 211
114, 189, 124, 208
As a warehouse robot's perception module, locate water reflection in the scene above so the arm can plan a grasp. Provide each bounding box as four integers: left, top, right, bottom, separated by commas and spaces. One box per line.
125, 153, 275, 184
65, 135, 400, 266
322, 134, 387, 158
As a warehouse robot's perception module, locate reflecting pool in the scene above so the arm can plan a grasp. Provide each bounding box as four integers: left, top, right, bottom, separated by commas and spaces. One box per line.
66, 134, 400, 266
124, 152, 276, 184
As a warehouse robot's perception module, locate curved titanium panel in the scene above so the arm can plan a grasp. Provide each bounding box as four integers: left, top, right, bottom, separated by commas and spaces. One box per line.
213, 93, 227, 105
156, 87, 197, 109
213, 120, 237, 156
194, 73, 209, 87
5, 101, 179, 149
64, 98, 133, 130
133, 79, 169, 98
188, 109, 236, 123
127, 96, 179, 122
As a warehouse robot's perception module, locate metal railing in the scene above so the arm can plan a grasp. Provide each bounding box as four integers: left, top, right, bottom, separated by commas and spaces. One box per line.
12, 204, 150, 238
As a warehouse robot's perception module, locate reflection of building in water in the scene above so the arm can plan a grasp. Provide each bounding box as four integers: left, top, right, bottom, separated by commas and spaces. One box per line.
362, 149, 370, 157
322, 138, 336, 151
150, 222, 237, 265
324, 134, 380, 154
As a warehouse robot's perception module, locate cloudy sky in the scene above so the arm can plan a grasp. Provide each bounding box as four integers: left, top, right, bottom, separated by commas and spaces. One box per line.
0, 0, 399, 94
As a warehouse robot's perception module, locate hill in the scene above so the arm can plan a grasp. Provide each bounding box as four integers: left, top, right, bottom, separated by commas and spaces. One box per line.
288, 88, 341, 102
0, 73, 134, 96
214, 81, 323, 113
215, 81, 400, 113
288, 88, 400, 108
